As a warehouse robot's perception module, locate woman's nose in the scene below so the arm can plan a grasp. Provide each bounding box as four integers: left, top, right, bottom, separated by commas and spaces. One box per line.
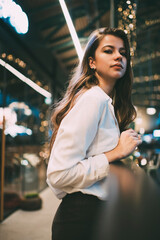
114, 51, 122, 60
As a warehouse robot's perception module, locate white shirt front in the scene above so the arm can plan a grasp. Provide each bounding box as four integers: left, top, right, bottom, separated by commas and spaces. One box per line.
47, 86, 120, 200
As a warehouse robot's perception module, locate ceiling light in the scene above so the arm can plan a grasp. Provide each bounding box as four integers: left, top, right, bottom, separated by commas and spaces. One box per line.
0, 0, 29, 34
59, 0, 83, 62
0, 59, 51, 98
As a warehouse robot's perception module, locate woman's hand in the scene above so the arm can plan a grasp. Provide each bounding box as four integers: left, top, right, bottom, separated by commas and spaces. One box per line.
115, 128, 142, 158
104, 129, 142, 163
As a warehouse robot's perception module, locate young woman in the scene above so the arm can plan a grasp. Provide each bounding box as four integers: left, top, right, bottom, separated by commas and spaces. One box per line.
47, 27, 142, 240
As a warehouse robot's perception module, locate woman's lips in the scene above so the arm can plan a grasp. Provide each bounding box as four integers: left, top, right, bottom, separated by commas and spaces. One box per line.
112, 64, 123, 69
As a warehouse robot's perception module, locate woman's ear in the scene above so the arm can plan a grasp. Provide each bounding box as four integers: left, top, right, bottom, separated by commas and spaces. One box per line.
88, 57, 96, 70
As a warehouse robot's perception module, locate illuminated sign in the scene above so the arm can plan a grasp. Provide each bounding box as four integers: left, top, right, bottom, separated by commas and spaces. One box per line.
0, 0, 29, 34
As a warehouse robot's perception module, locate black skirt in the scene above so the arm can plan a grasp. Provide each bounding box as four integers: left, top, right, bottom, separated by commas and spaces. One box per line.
52, 192, 106, 240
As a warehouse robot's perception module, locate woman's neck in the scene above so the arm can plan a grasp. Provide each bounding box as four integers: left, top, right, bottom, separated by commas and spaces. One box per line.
95, 73, 116, 96
98, 80, 115, 97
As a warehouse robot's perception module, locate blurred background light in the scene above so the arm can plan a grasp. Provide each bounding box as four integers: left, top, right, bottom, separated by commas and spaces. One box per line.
24, 109, 32, 116
4, 125, 32, 137
9, 10, 29, 34
133, 151, 141, 158
0, 0, 29, 34
142, 134, 153, 143
45, 97, 52, 105
21, 159, 29, 166
23, 153, 40, 167
0, 107, 17, 128
146, 107, 156, 115
139, 127, 145, 134
153, 129, 160, 138
0, 106, 33, 137
135, 117, 142, 125
141, 158, 147, 166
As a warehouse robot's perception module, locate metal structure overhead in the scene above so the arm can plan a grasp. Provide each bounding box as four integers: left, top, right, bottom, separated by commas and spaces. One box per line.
0, 0, 160, 113
25, 0, 110, 71
0, 0, 110, 102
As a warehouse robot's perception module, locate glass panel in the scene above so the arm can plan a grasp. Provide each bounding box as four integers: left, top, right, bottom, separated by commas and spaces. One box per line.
116, 0, 160, 182
0, 54, 49, 219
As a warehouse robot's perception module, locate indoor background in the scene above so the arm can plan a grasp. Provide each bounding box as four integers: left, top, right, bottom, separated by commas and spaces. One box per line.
0, 0, 160, 221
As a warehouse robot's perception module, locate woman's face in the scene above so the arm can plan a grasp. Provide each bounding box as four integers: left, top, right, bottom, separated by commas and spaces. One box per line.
89, 34, 127, 84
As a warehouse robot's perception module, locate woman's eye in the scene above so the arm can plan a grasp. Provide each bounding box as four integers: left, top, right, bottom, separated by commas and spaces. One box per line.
104, 49, 112, 54
120, 52, 127, 57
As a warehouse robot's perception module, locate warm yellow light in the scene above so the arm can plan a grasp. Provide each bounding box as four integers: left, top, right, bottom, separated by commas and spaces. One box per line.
39, 113, 44, 119
118, 7, 122, 12
2, 53, 6, 58
7, 54, 13, 61
39, 126, 45, 132
42, 121, 48, 127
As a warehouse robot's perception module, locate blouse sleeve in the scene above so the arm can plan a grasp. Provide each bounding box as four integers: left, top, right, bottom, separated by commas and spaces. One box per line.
47, 91, 110, 190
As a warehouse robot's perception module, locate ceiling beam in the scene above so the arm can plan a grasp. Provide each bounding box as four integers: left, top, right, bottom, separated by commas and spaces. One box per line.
50, 9, 106, 52
43, 23, 65, 43
51, 40, 74, 51
62, 55, 77, 63
38, 7, 86, 31
57, 45, 76, 54
28, 0, 72, 15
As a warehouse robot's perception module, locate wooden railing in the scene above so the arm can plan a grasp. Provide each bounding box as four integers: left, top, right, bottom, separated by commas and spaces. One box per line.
94, 159, 160, 240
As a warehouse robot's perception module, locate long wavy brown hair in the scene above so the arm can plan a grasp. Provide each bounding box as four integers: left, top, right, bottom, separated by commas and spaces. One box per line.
50, 27, 136, 149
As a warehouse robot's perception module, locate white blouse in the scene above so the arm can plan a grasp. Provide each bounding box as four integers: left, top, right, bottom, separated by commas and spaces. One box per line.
47, 86, 120, 200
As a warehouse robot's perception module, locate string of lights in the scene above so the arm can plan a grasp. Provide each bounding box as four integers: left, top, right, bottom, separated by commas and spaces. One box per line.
0, 53, 49, 92
133, 51, 160, 65
134, 74, 160, 83
117, 0, 137, 57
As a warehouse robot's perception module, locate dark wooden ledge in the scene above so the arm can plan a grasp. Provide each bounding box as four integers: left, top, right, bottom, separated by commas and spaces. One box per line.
94, 159, 160, 240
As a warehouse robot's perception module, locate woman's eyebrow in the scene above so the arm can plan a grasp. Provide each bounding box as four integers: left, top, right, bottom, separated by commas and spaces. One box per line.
102, 45, 126, 50
102, 45, 114, 49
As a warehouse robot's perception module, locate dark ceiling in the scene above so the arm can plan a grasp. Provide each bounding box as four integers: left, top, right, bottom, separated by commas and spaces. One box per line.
0, 0, 160, 112
22, 0, 110, 70
0, 0, 110, 97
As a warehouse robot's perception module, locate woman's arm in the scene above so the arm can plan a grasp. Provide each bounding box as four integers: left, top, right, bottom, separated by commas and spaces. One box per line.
47, 91, 109, 190
48, 128, 142, 189
47, 90, 142, 190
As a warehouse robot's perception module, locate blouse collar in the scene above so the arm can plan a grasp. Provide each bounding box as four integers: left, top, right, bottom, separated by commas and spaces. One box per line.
93, 85, 113, 104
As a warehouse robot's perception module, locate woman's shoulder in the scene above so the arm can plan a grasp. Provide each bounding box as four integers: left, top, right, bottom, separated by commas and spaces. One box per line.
79, 85, 111, 103
72, 86, 111, 114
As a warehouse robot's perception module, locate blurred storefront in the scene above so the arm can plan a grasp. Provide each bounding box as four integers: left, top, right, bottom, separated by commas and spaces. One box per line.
116, 0, 160, 185
0, 55, 50, 219
0, 0, 160, 221
0, 1, 53, 220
